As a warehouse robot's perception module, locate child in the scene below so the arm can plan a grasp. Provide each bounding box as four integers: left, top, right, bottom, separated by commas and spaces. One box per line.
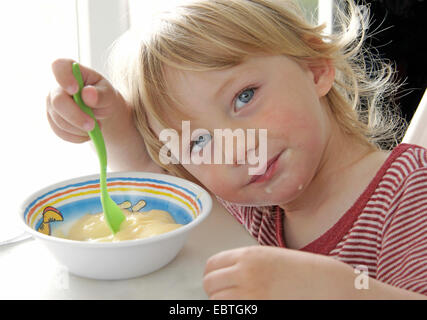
46, 0, 427, 299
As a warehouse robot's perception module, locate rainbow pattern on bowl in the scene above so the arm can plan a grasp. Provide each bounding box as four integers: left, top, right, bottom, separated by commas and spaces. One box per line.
23, 176, 203, 235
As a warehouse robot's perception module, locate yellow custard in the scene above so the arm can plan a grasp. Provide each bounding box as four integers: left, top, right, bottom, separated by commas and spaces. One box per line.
57, 209, 182, 242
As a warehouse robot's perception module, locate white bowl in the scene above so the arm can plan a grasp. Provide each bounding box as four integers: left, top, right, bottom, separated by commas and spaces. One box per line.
20, 171, 212, 280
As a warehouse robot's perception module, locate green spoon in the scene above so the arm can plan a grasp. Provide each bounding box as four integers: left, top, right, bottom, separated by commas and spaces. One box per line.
71, 62, 125, 233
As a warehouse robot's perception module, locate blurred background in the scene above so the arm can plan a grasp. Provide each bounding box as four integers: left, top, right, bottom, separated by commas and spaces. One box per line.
365, 0, 426, 123
0, 0, 425, 241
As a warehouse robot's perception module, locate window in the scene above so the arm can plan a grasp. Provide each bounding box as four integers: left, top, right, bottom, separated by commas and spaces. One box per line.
0, 0, 96, 240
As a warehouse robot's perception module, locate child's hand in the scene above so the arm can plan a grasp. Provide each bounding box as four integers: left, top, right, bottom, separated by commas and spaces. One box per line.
46, 59, 125, 143
203, 246, 353, 299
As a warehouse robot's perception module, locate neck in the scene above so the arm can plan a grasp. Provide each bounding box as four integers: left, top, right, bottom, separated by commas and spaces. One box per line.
279, 119, 376, 220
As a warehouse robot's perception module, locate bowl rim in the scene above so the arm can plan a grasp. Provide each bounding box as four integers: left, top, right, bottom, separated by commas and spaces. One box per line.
20, 171, 212, 248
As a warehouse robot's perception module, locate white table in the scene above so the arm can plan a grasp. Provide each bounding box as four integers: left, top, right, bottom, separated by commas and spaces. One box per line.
0, 198, 257, 299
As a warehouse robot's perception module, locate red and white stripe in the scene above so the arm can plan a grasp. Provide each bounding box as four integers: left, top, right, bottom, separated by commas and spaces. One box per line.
216, 143, 427, 296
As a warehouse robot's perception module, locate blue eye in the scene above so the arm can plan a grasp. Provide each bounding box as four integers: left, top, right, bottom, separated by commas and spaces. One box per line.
190, 133, 212, 153
234, 88, 256, 111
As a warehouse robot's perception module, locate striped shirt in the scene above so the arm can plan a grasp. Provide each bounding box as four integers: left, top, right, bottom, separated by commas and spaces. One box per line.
216, 143, 427, 295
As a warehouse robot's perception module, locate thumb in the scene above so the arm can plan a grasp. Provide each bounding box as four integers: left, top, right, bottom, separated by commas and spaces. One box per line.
80, 79, 121, 119
81, 85, 98, 107
81, 78, 117, 110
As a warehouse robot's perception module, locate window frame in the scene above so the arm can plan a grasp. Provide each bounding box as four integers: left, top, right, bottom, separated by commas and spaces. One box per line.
76, 0, 129, 77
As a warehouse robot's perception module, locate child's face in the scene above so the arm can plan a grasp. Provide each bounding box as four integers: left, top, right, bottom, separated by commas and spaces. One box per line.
152, 55, 334, 206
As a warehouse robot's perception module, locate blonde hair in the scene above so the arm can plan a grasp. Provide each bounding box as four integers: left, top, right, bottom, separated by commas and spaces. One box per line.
109, 0, 404, 184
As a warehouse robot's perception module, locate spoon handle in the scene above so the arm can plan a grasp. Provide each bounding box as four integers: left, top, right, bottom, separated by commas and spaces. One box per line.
71, 63, 107, 171
72, 63, 108, 211
71, 63, 125, 233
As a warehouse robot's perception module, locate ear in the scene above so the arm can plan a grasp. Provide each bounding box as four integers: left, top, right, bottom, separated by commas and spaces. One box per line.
305, 59, 335, 97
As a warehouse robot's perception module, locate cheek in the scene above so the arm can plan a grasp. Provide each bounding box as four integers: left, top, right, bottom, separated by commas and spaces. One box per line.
262, 107, 324, 146
182, 163, 230, 196
276, 106, 328, 170
267, 96, 327, 145
183, 164, 248, 202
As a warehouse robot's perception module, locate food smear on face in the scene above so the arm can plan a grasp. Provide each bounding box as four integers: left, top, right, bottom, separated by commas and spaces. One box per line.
55, 209, 182, 242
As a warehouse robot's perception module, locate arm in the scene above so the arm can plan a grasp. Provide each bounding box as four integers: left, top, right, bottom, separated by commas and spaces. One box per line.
96, 95, 165, 174
346, 270, 426, 299
202, 246, 427, 299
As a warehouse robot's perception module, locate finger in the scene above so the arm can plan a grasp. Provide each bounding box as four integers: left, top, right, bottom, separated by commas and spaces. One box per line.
48, 87, 95, 131
81, 81, 117, 118
47, 111, 91, 144
48, 108, 88, 137
51, 58, 104, 95
204, 249, 240, 275
203, 265, 237, 297
209, 287, 241, 300
80, 85, 98, 107
47, 93, 88, 136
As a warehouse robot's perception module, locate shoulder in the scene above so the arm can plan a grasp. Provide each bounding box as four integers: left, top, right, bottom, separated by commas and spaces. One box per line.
378, 144, 427, 235
375, 146, 427, 295
379, 143, 427, 194
390, 143, 427, 172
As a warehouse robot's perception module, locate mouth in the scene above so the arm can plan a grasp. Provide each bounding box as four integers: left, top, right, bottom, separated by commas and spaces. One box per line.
247, 150, 284, 185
